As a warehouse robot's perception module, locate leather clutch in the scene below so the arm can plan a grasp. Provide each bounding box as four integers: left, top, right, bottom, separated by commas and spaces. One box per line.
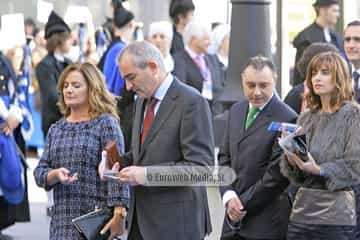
72, 208, 112, 240
105, 140, 124, 170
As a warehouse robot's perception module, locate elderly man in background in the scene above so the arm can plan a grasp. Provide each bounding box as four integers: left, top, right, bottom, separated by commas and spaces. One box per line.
173, 21, 222, 114
148, 21, 174, 72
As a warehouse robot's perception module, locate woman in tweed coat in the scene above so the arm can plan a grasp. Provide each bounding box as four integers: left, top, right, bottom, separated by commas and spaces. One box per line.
34, 62, 128, 240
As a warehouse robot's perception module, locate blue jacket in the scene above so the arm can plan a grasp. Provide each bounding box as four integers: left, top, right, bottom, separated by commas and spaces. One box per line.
103, 41, 126, 96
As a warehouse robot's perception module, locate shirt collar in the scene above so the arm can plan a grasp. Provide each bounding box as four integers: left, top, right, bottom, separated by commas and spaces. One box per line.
248, 93, 274, 111
217, 53, 228, 67
351, 65, 360, 75
153, 73, 173, 101
185, 45, 204, 60
54, 53, 65, 62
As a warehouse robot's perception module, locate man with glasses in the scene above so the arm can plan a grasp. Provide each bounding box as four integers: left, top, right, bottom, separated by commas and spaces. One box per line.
113, 41, 213, 240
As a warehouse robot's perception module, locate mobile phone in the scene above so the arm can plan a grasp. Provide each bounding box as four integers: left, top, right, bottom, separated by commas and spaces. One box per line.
268, 122, 299, 133
103, 170, 120, 180
68, 170, 78, 177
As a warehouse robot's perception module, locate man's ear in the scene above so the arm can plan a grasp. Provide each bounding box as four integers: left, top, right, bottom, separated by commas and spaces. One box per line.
147, 60, 158, 75
273, 73, 278, 82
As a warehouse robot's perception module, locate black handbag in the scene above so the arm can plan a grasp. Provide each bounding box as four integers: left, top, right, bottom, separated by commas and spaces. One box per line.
72, 207, 112, 240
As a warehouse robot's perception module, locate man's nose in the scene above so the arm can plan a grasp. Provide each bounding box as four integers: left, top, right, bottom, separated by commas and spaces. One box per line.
125, 81, 133, 91
254, 86, 261, 95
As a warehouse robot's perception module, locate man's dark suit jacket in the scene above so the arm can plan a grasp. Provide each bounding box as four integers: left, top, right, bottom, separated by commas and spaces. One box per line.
123, 77, 213, 240
172, 49, 224, 113
36, 54, 70, 136
292, 22, 344, 86
170, 26, 184, 56
284, 83, 305, 114
219, 95, 297, 239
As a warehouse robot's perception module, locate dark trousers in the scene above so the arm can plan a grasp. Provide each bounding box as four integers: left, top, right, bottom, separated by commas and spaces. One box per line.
352, 185, 360, 240
222, 235, 285, 240
287, 222, 354, 240
128, 207, 143, 240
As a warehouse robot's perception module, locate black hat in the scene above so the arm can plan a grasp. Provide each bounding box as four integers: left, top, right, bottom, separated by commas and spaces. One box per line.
313, 0, 339, 7
113, 3, 134, 29
45, 11, 71, 39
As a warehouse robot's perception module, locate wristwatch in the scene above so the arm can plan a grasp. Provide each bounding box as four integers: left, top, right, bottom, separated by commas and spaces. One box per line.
114, 206, 127, 218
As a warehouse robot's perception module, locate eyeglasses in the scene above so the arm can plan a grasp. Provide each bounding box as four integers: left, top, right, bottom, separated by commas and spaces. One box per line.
123, 73, 137, 82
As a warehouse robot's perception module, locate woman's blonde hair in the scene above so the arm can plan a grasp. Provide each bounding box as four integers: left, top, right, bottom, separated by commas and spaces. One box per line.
57, 62, 119, 121
305, 51, 354, 112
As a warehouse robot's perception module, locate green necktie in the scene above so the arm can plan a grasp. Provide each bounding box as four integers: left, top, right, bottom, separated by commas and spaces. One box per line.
245, 106, 260, 129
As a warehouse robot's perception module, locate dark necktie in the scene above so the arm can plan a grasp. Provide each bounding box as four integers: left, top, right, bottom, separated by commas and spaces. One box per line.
353, 72, 360, 101
353, 72, 360, 90
141, 98, 158, 144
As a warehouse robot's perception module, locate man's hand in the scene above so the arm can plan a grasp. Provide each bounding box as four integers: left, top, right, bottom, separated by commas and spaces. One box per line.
100, 211, 126, 240
226, 197, 247, 222
118, 166, 145, 186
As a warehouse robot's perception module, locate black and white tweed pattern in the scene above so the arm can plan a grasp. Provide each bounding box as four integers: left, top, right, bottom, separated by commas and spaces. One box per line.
34, 114, 129, 240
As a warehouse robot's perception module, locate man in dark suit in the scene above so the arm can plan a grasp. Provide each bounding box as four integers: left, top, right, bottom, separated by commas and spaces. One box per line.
219, 55, 297, 240
116, 41, 213, 240
344, 20, 360, 240
173, 21, 223, 114
292, 0, 343, 86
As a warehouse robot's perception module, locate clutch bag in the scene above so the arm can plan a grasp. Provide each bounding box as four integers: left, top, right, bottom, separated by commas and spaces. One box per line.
72, 207, 112, 240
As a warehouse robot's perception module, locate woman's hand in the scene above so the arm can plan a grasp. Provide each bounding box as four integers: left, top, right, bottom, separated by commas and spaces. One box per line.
100, 206, 126, 239
56, 168, 78, 184
285, 152, 320, 175
47, 168, 78, 186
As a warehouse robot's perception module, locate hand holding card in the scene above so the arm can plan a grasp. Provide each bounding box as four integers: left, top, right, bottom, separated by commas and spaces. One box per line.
104, 140, 123, 170
101, 141, 124, 180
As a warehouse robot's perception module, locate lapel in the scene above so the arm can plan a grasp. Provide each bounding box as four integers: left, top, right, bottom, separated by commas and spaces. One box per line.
133, 98, 145, 161
204, 54, 217, 88
355, 88, 360, 104
184, 51, 205, 82
138, 78, 180, 160
236, 96, 278, 145
51, 56, 64, 78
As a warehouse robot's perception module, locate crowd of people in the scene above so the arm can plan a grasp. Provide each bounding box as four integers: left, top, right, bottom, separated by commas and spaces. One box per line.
1, 0, 360, 239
